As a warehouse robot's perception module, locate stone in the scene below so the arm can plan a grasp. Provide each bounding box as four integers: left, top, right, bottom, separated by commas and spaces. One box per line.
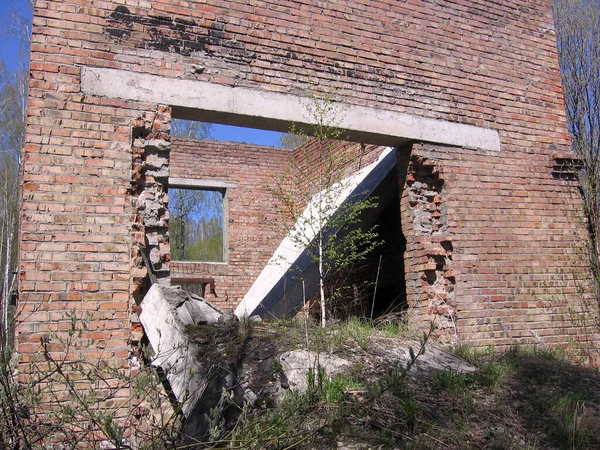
368, 337, 476, 377
278, 349, 352, 393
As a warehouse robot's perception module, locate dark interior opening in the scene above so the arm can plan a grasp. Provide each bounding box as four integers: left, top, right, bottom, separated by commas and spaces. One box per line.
325, 162, 407, 321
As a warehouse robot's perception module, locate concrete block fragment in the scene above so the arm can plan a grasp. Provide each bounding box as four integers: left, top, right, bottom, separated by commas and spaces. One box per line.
278, 350, 352, 393
139, 284, 222, 416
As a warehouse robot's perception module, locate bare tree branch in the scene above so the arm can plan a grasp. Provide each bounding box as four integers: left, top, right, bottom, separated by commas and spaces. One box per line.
554, 0, 600, 301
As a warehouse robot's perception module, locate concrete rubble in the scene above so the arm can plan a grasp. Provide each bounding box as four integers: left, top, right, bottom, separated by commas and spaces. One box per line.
139, 284, 222, 417
278, 349, 353, 393
368, 337, 477, 376
139, 284, 476, 443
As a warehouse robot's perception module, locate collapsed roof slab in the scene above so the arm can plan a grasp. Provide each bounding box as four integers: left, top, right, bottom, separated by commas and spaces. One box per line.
235, 147, 397, 320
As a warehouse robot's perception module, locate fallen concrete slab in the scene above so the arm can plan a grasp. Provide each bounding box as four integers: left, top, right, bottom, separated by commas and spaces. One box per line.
235, 147, 397, 320
368, 337, 477, 377
139, 284, 222, 416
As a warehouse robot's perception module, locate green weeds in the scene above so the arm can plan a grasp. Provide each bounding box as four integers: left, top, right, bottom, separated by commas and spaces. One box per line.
337, 317, 373, 349
320, 374, 365, 404
335, 316, 415, 350
477, 360, 515, 390
432, 369, 471, 393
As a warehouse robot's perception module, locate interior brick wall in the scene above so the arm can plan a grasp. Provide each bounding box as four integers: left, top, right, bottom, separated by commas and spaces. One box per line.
292, 140, 384, 186
169, 138, 291, 311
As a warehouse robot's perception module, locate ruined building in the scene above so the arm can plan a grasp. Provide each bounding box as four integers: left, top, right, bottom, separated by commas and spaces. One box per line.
17, 0, 600, 391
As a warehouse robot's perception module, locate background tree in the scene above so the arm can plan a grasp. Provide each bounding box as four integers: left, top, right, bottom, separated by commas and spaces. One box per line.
553, 0, 600, 298
171, 118, 213, 140
0, 0, 31, 346
279, 130, 309, 149
169, 188, 224, 262
269, 95, 380, 327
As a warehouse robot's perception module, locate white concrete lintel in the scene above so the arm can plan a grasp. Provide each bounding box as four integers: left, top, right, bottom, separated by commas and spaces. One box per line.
169, 177, 239, 190
81, 66, 501, 152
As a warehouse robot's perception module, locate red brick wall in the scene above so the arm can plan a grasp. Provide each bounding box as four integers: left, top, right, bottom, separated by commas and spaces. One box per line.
401, 143, 598, 354
27, 0, 568, 150
17, 0, 598, 382
169, 138, 291, 311
292, 140, 383, 185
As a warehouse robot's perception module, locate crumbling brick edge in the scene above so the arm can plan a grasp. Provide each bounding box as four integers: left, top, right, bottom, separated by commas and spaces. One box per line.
400, 150, 456, 343
129, 105, 172, 348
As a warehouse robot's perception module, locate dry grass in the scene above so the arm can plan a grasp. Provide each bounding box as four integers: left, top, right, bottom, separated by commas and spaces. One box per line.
229, 320, 600, 450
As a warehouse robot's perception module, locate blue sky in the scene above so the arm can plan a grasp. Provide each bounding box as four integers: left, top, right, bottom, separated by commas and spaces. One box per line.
0, 0, 284, 147
0, 0, 32, 71
211, 123, 283, 147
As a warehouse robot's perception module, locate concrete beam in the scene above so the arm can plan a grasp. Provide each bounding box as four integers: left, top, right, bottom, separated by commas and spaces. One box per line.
235, 148, 397, 319
169, 177, 239, 189
80, 67, 501, 151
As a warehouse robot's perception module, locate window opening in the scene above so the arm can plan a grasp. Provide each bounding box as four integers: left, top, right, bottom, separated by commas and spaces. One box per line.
169, 186, 225, 262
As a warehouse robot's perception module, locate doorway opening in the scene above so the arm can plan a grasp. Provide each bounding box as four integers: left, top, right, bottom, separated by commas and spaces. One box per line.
167, 115, 408, 321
